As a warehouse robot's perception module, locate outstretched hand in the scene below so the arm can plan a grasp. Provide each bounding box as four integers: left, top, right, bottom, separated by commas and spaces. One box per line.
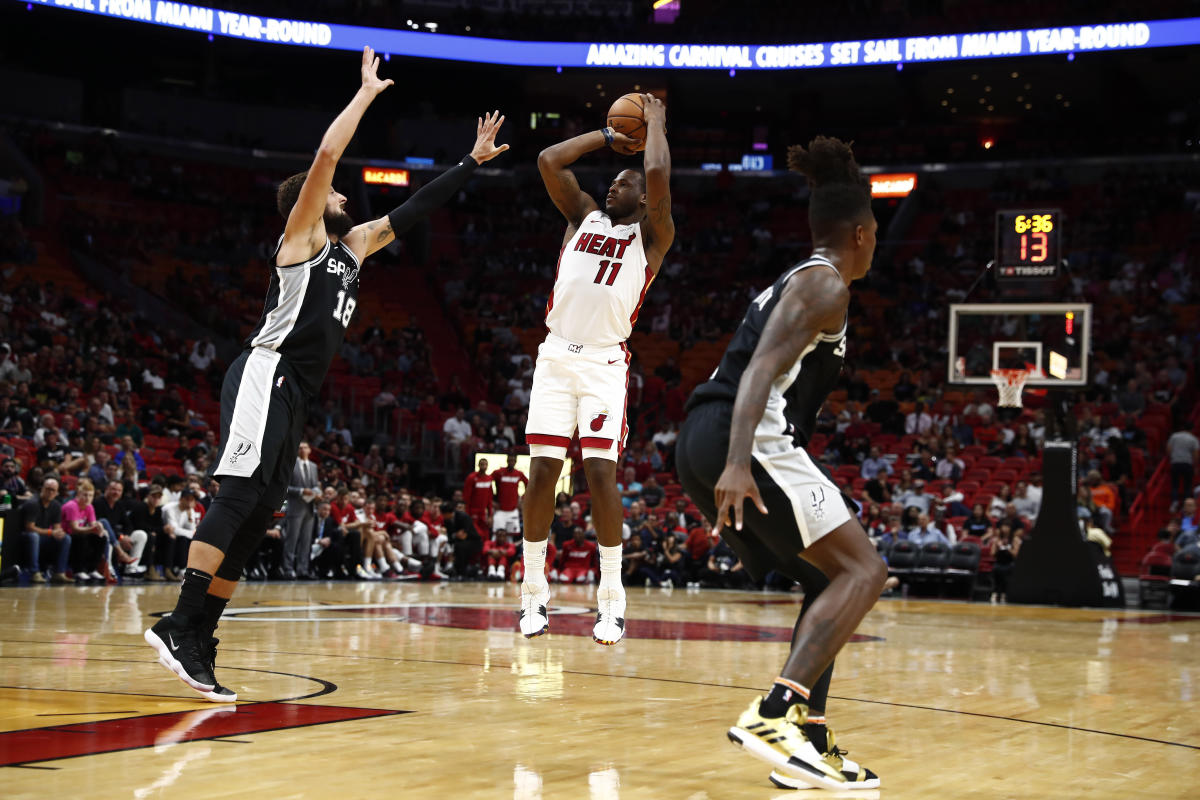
713, 462, 768, 533
470, 110, 510, 164
360, 46, 394, 96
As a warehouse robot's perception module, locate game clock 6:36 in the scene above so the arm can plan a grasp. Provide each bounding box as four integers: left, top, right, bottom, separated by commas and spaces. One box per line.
995, 209, 1061, 279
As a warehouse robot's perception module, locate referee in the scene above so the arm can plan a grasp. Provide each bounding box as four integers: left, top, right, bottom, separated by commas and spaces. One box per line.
145, 46, 509, 701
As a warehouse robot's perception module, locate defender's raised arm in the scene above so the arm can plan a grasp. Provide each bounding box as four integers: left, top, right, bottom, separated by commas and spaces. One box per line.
279, 46, 393, 263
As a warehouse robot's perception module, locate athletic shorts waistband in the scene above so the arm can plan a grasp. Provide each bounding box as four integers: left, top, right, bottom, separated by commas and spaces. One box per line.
543, 333, 626, 358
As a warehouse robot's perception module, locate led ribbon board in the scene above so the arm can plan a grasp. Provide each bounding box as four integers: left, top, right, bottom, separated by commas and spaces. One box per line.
22, 3, 1200, 69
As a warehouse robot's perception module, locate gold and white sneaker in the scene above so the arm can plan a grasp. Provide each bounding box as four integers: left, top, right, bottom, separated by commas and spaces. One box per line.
768, 724, 880, 789
727, 697, 847, 790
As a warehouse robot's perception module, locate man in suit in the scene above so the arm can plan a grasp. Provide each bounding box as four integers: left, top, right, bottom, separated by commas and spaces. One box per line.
280, 441, 321, 579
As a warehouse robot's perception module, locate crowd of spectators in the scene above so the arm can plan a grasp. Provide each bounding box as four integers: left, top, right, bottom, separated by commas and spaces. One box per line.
1, 109, 1197, 591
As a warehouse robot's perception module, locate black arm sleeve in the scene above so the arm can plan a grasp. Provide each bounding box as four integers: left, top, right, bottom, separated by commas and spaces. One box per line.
387, 154, 478, 235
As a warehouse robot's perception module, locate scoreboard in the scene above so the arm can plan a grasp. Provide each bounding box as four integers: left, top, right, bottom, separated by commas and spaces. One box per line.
995, 209, 1061, 280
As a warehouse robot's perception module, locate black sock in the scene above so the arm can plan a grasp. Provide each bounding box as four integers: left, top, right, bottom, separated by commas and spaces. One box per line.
202, 593, 229, 640
759, 679, 809, 718
170, 568, 213, 626
804, 721, 828, 753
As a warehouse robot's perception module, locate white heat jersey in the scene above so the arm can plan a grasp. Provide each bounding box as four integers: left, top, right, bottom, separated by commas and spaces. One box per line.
545, 210, 652, 346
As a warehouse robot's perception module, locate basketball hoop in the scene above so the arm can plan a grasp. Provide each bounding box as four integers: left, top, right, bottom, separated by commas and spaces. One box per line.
990, 369, 1029, 408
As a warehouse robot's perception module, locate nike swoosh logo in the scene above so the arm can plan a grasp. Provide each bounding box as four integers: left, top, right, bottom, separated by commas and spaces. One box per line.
168, 633, 180, 652
608, 359, 620, 365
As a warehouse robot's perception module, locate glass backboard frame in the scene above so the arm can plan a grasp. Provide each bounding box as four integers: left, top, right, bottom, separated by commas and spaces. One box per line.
947, 303, 1092, 388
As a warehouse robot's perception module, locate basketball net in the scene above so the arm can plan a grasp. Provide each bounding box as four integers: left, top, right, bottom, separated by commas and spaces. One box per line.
990, 369, 1029, 408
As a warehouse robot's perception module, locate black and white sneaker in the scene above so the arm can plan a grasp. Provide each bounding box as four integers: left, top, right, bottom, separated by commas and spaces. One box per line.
145, 616, 232, 702
203, 637, 238, 702
592, 585, 627, 645
519, 581, 550, 638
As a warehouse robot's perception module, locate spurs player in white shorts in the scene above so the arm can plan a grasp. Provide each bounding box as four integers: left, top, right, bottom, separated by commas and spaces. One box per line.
518, 94, 675, 645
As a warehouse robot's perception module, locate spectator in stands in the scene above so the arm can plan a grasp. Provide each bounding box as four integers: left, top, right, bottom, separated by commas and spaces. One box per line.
936, 443, 965, 481
131, 485, 166, 581
893, 372, 917, 402
444, 500, 482, 580
910, 512, 951, 547
1166, 420, 1199, 512
1179, 498, 1198, 538
20, 477, 70, 584
1173, 514, 1198, 551
988, 483, 1013, 518
443, 407, 472, 445
962, 504, 991, 539
1085, 470, 1118, 531
897, 478, 934, 514
1, 457, 30, 500
905, 401, 934, 436
665, 497, 698, 532
618, 466, 642, 510
940, 484, 970, 517
860, 446, 892, 481
189, 338, 216, 372
963, 391, 995, 421
1116, 378, 1146, 415
998, 503, 1028, 539
93, 479, 146, 577
640, 475, 665, 509
115, 434, 145, 474
989, 523, 1021, 603
701, 536, 750, 589
310, 501, 348, 579
114, 412, 143, 447
61, 477, 109, 582
549, 503, 575, 547
557, 526, 598, 584
161, 488, 201, 579
1012, 480, 1041, 521
658, 532, 686, 587
87, 449, 110, 489
932, 506, 957, 544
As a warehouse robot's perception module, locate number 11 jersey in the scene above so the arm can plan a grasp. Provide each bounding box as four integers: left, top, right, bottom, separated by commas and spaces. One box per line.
545, 210, 652, 347
244, 235, 362, 396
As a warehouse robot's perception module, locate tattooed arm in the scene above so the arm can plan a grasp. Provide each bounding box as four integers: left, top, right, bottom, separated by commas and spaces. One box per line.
346, 110, 508, 262
639, 94, 674, 274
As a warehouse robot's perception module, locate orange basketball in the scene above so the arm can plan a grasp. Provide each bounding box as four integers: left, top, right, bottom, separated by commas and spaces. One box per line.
607, 93, 646, 151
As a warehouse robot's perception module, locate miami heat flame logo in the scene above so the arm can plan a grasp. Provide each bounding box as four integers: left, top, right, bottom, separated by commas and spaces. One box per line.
590, 411, 609, 432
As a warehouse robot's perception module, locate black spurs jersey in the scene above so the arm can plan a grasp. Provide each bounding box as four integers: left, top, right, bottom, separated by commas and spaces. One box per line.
687, 256, 847, 448
244, 236, 361, 395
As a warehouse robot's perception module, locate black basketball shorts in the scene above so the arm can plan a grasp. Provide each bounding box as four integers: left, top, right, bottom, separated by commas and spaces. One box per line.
676, 400, 859, 582
210, 348, 309, 510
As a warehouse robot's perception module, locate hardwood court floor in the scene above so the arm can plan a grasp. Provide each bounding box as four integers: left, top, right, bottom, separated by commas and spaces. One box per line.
0, 581, 1197, 799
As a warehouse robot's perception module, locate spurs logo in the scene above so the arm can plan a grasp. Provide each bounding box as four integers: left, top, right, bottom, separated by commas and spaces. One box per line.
341, 263, 360, 289
590, 412, 609, 432
229, 441, 252, 464
810, 486, 827, 521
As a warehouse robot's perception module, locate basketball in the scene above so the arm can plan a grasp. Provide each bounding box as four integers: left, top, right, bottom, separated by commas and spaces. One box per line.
607, 92, 646, 150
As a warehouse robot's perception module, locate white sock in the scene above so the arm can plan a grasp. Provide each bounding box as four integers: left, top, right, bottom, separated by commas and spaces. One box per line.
391, 561, 404, 573
523, 538, 548, 585
376, 557, 389, 572
598, 544, 622, 589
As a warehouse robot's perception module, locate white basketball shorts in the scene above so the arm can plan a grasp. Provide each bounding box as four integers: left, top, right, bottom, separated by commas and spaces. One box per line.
525, 333, 629, 462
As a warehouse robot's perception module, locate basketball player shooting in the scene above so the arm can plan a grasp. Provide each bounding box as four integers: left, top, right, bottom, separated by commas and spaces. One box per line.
518, 94, 674, 646
676, 137, 885, 790
144, 46, 509, 702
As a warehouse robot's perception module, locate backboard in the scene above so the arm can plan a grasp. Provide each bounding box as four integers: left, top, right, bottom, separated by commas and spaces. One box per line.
947, 303, 1091, 388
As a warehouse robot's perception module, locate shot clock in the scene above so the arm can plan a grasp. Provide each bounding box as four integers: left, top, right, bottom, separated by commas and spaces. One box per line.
995, 209, 1061, 280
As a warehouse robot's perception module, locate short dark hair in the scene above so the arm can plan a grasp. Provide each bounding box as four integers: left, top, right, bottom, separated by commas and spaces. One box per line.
277, 171, 309, 219
787, 136, 871, 241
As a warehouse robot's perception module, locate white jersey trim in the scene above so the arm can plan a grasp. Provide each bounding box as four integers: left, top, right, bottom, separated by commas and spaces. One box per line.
251, 240, 322, 351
